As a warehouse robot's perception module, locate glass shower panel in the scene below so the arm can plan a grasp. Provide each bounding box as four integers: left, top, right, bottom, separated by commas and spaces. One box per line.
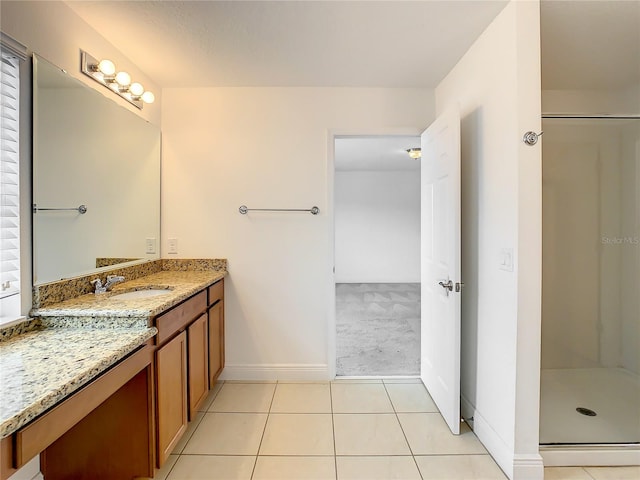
540, 117, 640, 445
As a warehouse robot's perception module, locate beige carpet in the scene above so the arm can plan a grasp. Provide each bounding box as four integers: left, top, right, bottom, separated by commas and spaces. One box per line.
336, 283, 420, 376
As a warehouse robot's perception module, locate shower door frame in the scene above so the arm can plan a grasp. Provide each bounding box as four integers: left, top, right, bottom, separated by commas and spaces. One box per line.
539, 113, 640, 466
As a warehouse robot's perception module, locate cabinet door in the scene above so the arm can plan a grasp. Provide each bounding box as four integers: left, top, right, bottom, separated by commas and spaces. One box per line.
156, 331, 187, 467
208, 300, 225, 386
188, 313, 209, 418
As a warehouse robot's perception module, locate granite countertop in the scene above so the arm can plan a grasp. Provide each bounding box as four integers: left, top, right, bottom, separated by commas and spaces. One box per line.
31, 270, 225, 321
0, 268, 225, 439
0, 326, 157, 438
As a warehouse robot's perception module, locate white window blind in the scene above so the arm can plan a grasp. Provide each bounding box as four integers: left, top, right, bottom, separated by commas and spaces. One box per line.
0, 52, 20, 302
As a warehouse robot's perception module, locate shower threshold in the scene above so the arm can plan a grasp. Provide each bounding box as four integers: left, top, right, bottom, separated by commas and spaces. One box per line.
540, 444, 640, 467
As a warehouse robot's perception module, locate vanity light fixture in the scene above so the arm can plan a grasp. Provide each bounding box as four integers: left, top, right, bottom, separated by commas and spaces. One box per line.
406, 148, 422, 159
115, 71, 131, 88
80, 50, 154, 109
129, 82, 144, 96
97, 59, 115, 76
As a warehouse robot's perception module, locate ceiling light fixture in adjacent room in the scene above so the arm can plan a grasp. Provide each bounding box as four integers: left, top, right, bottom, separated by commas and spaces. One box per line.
406, 148, 422, 159
81, 50, 155, 109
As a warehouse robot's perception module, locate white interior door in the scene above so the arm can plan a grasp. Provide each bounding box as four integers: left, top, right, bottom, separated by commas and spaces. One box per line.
420, 108, 461, 434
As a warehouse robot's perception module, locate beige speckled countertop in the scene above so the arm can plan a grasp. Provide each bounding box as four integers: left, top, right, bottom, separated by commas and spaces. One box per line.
0, 326, 157, 438
1, 268, 225, 439
31, 270, 226, 324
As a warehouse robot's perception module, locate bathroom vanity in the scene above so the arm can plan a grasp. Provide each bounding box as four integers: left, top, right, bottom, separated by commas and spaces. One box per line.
0, 261, 226, 479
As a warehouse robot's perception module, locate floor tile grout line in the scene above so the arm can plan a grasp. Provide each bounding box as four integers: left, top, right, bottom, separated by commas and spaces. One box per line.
161, 455, 179, 480
382, 381, 424, 480
249, 381, 278, 479
165, 381, 226, 479
329, 381, 338, 479
174, 410, 206, 455
205, 380, 227, 413
179, 381, 225, 452
582, 466, 599, 480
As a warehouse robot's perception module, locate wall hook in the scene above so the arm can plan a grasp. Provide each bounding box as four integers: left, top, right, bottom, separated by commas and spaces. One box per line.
523, 131, 543, 146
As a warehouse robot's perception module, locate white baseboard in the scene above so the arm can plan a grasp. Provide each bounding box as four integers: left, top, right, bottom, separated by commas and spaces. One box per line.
472, 409, 515, 478
219, 363, 330, 381
541, 446, 640, 466
473, 408, 544, 480
513, 454, 545, 480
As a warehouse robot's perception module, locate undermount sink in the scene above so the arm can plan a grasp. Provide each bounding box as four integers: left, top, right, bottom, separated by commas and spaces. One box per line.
110, 288, 171, 300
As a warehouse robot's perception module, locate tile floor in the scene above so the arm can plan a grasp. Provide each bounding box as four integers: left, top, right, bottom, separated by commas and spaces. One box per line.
150, 379, 639, 480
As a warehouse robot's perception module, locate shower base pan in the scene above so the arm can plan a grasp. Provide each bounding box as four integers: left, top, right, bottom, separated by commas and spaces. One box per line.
540, 367, 640, 466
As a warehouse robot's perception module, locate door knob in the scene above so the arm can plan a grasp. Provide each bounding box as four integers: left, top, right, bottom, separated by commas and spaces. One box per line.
438, 280, 453, 292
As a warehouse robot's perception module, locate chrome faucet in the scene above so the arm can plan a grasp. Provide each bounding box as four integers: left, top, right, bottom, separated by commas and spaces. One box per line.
91, 275, 125, 294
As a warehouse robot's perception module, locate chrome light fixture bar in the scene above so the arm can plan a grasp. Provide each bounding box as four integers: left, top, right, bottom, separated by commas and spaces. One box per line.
80, 50, 155, 110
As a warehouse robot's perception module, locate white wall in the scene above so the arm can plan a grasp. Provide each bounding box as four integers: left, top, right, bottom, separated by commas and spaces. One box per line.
435, 2, 542, 479
161, 87, 433, 379
0, 0, 161, 125
335, 170, 420, 283
542, 85, 640, 115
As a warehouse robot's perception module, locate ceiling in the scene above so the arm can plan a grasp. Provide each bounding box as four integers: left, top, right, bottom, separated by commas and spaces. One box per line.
64, 1, 639, 92
335, 136, 421, 172
65, 0, 508, 88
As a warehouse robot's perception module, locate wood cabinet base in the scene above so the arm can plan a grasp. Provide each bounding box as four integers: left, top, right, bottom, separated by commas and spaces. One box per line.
40, 366, 154, 480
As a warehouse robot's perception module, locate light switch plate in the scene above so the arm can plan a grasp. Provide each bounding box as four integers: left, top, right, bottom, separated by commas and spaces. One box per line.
168, 238, 178, 255
499, 248, 514, 272
145, 237, 156, 254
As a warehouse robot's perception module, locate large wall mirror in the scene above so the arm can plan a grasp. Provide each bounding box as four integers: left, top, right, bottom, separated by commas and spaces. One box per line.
33, 55, 161, 284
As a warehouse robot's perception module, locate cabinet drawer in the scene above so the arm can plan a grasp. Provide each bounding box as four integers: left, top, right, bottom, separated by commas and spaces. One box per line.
208, 280, 224, 306
156, 291, 207, 345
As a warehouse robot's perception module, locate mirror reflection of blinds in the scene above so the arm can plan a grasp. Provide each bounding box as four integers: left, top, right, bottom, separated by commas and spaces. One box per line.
0, 53, 20, 300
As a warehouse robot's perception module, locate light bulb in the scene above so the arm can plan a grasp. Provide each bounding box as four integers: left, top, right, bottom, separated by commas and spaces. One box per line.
141, 91, 155, 104
115, 71, 131, 86
129, 82, 144, 96
97, 59, 116, 76
406, 148, 421, 159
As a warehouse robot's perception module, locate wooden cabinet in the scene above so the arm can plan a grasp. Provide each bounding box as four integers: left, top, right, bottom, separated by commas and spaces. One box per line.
153, 281, 224, 467
155, 331, 188, 466
188, 313, 209, 418
208, 301, 224, 385
208, 279, 225, 386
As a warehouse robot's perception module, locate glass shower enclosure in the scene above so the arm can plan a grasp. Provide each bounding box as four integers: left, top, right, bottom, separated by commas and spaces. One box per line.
540, 116, 640, 446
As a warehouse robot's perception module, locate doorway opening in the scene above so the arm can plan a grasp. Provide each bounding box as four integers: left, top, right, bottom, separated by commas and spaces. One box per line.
333, 135, 422, 377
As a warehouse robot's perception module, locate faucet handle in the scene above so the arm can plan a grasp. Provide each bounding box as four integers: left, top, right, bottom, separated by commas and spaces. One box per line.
106, 275, 125, 282
91, 278, 107, 294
